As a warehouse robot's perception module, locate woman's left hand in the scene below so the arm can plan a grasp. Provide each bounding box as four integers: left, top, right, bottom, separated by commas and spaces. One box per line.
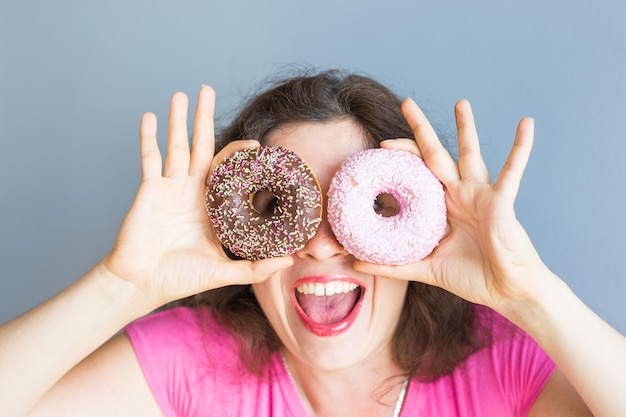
356, 98, 550, 313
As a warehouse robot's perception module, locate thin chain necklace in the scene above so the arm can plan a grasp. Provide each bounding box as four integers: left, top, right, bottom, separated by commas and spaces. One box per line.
393, 378, 409, 417
280, 351, 408, 417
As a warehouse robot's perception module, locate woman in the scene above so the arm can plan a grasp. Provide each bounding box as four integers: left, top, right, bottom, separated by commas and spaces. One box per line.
1, 70, 624, 416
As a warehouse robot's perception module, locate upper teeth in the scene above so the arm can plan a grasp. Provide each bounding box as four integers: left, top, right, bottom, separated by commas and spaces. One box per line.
296, 281, 359, 296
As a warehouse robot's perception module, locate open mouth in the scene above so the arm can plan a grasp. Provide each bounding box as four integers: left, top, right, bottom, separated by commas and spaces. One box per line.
290, 278, 365, 337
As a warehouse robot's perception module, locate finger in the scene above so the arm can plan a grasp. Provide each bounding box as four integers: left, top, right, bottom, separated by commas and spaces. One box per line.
189, 85, 216, 178
401, 98, 459, 184
495, 117, 534, 199
380, 138, 423, 159
139, 112, 162, 180
216, 256, 294, 286
455, 100, 490, 183
207, 139, 261, 186
354, 259, 435, 285
249, 256, 295, 281
163, 92, 190, 177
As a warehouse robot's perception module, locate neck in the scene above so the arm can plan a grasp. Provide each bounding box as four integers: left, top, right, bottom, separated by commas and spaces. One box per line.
281, 350, 408, 417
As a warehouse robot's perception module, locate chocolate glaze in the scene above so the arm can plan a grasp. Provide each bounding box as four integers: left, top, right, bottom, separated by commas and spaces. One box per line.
207, 146, 322, 260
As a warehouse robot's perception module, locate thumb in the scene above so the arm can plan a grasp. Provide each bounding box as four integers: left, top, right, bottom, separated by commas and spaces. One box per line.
216, 256, 294, 286
250, 256, 295, 280
354, 259, 435, 284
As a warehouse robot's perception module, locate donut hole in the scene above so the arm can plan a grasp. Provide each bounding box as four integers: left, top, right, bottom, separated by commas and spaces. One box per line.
251, 189, 280, 215
373, 193, 400, 218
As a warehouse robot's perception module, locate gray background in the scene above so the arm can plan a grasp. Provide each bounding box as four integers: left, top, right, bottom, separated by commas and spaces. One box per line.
1, 0, 625, 334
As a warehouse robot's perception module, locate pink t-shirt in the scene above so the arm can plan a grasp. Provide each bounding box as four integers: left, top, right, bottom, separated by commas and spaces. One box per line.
126, 306, 555, 416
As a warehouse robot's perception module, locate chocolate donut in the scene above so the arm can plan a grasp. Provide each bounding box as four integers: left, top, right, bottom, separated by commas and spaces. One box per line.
207, 146, 322, 260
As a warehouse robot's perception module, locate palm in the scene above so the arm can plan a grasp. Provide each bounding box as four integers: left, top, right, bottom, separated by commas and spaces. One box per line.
102, 87, 291, 309
430, 180, 540, 307
359, 99, 545, 310
110, 176, 215, 292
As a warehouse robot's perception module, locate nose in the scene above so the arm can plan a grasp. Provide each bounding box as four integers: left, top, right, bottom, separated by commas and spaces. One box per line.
296, 214, 348, 260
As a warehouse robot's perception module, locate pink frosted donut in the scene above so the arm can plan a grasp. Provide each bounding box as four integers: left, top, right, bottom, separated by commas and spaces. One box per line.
327, 148, 447, 265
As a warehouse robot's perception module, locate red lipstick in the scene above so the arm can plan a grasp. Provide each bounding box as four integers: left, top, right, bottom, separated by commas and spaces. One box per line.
290, 276, 365, 337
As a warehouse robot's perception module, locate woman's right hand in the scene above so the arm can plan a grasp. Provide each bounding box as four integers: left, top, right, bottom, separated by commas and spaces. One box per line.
102, 86, 292, 311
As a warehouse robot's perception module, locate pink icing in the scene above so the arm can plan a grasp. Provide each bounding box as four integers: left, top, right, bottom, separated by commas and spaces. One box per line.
327, 148, 447, 265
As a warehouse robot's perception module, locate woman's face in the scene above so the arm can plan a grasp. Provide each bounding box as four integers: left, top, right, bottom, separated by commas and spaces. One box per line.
252, 119, 409, 372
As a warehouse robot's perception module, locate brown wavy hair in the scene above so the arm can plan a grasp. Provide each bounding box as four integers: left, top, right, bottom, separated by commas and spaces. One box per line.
185, 69, 490, 381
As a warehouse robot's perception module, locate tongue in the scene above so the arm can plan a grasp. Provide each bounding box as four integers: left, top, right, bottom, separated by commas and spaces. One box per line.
295, 289, 360, 325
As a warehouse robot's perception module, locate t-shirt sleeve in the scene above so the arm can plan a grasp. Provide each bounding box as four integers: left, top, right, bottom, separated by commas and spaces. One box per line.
489, 316, 557, 415
125, 306, 231, 417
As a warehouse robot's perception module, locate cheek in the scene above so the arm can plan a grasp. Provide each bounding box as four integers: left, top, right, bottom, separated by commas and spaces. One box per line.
252, 277, 290, 322
374, 279, 409, 321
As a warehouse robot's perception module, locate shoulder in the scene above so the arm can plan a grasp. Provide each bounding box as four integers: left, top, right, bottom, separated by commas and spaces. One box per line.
474, 306, 555, 371
459, 306, 557, 414
124, 306, 246, 415
125, 305, 237, 354
125, 305, 248, 376
126, 305, 217, 335
469, 305, 555, 377
406, 306, 556, 416
124, 306, 293, 416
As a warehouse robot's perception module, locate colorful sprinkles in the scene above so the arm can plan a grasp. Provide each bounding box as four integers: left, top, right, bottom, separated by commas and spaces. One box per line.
207, 146, 322, 260
327, 148, 447, 265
